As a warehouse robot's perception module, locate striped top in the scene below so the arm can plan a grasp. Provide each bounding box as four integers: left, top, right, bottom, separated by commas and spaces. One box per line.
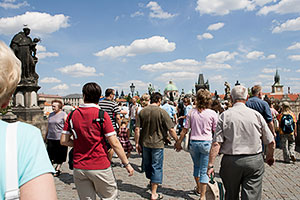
99, 99, 121, 130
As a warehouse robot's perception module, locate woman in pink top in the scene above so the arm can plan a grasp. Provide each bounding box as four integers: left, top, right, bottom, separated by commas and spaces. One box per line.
175, 89, 218, 200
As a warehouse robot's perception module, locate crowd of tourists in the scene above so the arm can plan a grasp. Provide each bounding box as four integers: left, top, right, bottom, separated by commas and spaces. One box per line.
0, 40, 299, 200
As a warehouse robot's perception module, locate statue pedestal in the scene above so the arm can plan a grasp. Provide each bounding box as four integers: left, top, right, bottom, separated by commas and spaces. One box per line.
12, 83, 47, 136
14, 83, 40, 107
12, 107, 47, 137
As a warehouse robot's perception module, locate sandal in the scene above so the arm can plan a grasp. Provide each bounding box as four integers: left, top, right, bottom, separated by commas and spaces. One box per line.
54, 170, 61, 177
151, 193, 163, 200
194, 186, 200, 196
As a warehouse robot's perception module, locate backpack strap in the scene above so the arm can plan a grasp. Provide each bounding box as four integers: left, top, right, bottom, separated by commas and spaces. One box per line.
93, 109, 105, 133
5, 122, 20, 200
68, 109, 78, 139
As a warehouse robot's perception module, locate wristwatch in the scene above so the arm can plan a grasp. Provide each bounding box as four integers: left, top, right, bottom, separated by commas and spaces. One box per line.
123, 162, 130, 168
208, 165, 214, 169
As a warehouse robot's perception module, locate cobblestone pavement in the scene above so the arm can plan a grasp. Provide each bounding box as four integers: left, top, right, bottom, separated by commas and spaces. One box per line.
55, 143, 300, 200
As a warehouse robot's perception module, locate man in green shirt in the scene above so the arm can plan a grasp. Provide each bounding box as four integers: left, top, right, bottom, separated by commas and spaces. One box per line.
135, 92, 178, 200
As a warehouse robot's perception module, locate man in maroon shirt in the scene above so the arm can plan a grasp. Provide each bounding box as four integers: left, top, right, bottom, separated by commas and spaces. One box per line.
61, 82, 133, 200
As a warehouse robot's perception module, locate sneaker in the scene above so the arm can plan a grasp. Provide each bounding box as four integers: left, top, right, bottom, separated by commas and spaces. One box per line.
291, 155, 296, 162
193, 186, 201, 196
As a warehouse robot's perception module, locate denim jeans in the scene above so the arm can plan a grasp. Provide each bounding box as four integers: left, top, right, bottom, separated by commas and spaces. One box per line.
189, 140, 211, 183
143, 147, 164, 184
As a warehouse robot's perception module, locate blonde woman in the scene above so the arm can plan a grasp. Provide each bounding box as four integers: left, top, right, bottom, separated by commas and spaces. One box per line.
175, 89, 218, 200
278, 102, 297, 163
0, 41, 57, 199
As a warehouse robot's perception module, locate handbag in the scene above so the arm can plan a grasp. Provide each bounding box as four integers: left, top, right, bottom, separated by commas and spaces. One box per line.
182, 129, 191, 152
182, 112, 192, 152
206, 175, 224, 200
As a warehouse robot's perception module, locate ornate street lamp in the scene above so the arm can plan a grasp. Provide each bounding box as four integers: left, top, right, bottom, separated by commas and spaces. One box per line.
130, 83, 135, 97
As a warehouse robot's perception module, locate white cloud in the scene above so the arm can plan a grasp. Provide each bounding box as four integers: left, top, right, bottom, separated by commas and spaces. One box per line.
267, 54, 276, 59
289, 77, 300, 81
254, 81, 262, 85
262, 68, 276, 73
0, 0, 29, 9
209, 75, 226, 83
0, 11, 70, 35
288, 55, 300, 61
287, 42, 300, 50
262, 67, 291, 73
197, 33, 213, 40
36, 44, 59, 59
112, 80, 149, 94
57, 63, 101, 77
131, 11, 144, 17
141, 59, 200, 72
207, 22, 225, 31
254, 0, 274, 7
94, 36, 175, 58
155, 72, 198, 82
206, 51, 238, 63
140, 58, 232, 72
246, 51, 265, 59
246, 51, 276, 60
40, 77, 61, 83
71, 83, 81, 87
146, 1, 177, 19
37, 52, 59, 59
51, 83, 69, 90
36, 44, 46, 52
296, 69, 300, 72
272, 17, 300, 33
258, 74, 273, 80
258, 0, 300, 15
195, 0, 255, 16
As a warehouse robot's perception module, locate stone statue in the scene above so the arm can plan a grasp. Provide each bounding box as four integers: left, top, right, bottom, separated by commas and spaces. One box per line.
148, 83, 155, 95
10, 27, 40, 85
224, 81, 231, 100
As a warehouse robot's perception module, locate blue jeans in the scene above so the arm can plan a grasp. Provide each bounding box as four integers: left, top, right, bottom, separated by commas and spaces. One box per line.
143, 147, 164, 184
189, 140, 211, 183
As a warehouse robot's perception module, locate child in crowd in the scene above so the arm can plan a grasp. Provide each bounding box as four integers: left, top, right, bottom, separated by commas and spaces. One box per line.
118, 119, 133, 158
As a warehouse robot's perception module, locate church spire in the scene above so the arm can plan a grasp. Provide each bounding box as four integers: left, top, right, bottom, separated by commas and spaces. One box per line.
274, 69, 280, 84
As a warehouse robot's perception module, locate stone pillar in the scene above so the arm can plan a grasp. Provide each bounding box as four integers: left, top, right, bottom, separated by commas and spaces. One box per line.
15, 91, 25, 107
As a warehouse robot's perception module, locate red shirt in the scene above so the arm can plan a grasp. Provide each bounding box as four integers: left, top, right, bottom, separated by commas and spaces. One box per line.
63, 104, 115, 170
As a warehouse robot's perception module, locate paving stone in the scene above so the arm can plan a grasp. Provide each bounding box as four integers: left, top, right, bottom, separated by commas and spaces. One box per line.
55, 144, 300, 199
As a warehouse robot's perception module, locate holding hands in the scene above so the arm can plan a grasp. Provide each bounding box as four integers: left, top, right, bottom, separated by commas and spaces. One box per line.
175, 140, 182, 152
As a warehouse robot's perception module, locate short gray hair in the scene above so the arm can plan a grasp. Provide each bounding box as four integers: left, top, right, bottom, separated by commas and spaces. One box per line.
231, 85, 248, 102
0, 41, 21, 106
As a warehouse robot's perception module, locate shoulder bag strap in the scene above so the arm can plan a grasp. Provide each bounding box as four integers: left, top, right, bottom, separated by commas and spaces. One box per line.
5, 122, 20, 200
98, 109, 105, 133
68, 109, 78, 139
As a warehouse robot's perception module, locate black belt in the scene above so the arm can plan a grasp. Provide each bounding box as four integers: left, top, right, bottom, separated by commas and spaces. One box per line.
223, 152, 262, 157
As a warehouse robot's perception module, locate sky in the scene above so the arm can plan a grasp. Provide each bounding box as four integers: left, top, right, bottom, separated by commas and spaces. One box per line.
1, 0, 300, 96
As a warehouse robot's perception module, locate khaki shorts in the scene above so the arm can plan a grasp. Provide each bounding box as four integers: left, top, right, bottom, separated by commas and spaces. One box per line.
73, 167, 118, 200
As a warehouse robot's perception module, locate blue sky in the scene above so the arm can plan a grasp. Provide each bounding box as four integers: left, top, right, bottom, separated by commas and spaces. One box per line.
1, 0, 300, 96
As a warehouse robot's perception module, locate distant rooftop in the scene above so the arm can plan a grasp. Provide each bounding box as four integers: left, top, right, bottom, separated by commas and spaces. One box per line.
63, 93, 83, 98
38, 94, 62, 98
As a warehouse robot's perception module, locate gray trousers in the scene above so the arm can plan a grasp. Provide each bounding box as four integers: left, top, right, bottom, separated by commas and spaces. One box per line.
220, 153, 264, 200
280, 134, 295, 162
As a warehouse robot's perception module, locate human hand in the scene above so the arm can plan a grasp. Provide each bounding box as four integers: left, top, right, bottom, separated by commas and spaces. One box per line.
175, 141, 182, 152
136, 144, 142, 155
207, 167, 214, 178
125, 164, 134, 176
266, 156, 275, 166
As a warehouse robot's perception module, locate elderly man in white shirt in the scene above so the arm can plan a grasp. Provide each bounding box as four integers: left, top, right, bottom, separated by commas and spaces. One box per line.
207, 85, 275, 200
